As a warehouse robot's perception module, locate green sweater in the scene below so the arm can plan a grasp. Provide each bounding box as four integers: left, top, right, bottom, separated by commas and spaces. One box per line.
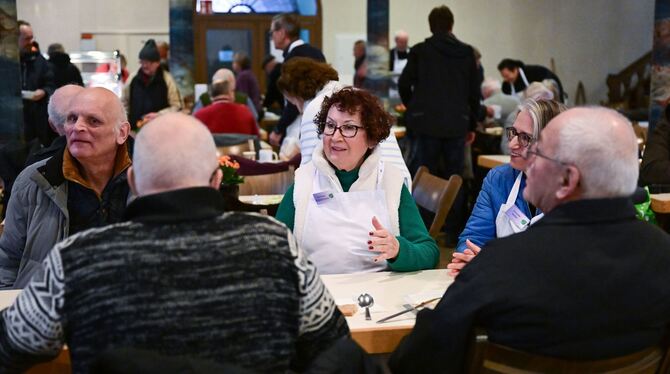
276, 168, 439, 271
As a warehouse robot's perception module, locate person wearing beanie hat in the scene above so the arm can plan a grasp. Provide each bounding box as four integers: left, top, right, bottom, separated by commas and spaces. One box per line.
139, 39, 160, 62
122, 39, 183, 130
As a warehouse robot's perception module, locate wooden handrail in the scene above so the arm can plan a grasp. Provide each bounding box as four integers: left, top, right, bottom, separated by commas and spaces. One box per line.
605, 51, 651, 109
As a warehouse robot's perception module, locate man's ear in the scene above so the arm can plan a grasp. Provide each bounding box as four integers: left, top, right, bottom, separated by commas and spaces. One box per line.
117, 121, 131, 144
127, 166, 138, 196
555, 165, 580, 200
210, 168, 223, 190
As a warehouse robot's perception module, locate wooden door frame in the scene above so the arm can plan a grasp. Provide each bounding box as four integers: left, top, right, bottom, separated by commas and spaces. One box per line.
192, 1, 323, 90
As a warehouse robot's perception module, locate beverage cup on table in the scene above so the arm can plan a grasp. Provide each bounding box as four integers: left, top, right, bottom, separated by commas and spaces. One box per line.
242, 151, 256, 160
259, 149, 279, 162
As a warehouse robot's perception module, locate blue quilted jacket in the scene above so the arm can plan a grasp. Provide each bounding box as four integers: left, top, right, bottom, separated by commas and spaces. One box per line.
457, 164, 538, 252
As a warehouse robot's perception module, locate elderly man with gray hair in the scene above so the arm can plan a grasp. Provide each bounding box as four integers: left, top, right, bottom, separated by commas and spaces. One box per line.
481, 77, 520, 127
391, 107, 670, 373
192, 68, 258, 120
0, 87, 132, 289
24, 84, 84, 166
0, 113, 348, 372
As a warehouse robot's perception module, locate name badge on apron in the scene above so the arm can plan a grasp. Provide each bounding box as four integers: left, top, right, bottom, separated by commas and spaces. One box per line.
504, 205, 531, 230
313, 190, 335, 205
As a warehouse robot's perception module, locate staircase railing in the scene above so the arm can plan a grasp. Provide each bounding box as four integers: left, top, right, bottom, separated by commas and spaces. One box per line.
605, 51, 651, 110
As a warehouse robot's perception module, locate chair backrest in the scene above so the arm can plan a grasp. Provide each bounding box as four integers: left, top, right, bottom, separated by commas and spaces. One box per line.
214, 133, 258, 156
217, 143, 251, 157
411, 166, 463, 239
466, 328, 670, 374
238, 166, 295, 196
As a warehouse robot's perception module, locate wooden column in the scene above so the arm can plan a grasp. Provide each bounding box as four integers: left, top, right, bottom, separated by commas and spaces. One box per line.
169, 0, 196, 105
650, 0, 670, 136
364, 0, 390, 99
0, 0, 24, 145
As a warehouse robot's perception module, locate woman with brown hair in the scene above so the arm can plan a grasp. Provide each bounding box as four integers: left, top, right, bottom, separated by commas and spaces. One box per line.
277, 58, 410, 184
275, 87, 438, 274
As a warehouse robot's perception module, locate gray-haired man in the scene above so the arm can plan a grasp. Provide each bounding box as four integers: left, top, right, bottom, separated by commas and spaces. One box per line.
391, 107, 670, 372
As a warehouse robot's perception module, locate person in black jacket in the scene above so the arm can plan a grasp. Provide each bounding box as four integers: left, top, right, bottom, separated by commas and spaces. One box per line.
122, 39, 183, 130
261, 55, 283, 114
398, 5, 480, 179
268, 13, 325, 147
390, 107, 670, 373
640, 105, 670, 187
47, 43, 84, 88
498, 58, 565, 102
18, 20, 56, 147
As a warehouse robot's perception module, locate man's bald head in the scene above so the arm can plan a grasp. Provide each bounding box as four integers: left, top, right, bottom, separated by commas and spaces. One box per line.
48, 85, 84, 135
130, 113, 220, 196
524, 107, 639, 212
211, 68, 236, 91
65, 87, 130, 164
394, 30, 409, 51
552, 107, 639, 198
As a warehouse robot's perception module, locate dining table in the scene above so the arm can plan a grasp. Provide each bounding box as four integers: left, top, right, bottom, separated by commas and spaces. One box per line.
651, 193, 670, 214
238, 194, 284, 206
392, 126, 406, 139
477, 154, 510, 169
320, 269, 452, 354
0, 269, 453, 370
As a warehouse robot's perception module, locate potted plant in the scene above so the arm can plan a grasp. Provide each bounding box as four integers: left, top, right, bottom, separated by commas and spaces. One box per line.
219, 155, 244, 203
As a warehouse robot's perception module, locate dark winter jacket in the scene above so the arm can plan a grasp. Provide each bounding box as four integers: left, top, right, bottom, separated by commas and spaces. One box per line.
399, 33, 480, 139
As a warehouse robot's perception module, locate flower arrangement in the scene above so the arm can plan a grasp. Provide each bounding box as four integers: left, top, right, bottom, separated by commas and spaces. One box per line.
219, 155, 244, 185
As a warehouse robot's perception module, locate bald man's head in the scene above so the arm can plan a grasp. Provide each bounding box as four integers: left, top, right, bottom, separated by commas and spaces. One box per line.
394, 30, 409, 51
48, 85, 84, 135
524, 106, 638, 212
130, 113, 220, 196
211, 68, 236, 91
65, 87, 130, 164
552, 107, 639, 198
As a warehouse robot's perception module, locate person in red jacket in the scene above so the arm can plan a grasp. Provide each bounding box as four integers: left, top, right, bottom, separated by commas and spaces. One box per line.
194, 80, 258, 136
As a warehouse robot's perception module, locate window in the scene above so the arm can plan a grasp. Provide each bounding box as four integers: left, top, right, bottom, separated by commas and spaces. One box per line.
196, 0, 317, 15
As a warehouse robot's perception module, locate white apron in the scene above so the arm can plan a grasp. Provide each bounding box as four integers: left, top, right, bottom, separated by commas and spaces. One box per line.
300, 162, 391, 274
389, 49, 409, 99
495, 172, 543, 238
509, 67, 530, 98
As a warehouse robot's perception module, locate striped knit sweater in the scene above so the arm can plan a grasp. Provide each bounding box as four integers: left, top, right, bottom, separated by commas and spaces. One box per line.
0, 187, 348, 373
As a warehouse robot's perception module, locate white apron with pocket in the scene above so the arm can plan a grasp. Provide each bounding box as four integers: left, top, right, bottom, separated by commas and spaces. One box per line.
495, 172, 544, 238
300, 162, 392, 274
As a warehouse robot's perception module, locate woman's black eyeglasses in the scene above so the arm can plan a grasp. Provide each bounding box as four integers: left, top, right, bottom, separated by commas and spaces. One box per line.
323, 122, 364, 138
505, 127, 534, 148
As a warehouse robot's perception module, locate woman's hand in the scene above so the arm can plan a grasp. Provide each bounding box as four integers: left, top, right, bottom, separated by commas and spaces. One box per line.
447, 239, 481, 277
369, 216, 400, 262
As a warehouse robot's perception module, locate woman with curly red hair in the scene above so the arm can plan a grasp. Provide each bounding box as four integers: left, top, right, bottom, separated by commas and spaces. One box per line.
276, 87, 438, 274
276, 57, 410, 184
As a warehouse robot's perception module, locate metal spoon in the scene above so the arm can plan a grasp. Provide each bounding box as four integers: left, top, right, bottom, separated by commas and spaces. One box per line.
357, 293, 374, 321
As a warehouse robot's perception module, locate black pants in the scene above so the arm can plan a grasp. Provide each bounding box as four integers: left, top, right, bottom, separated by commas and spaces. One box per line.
409, 134, 465, 179
409, 134, 467, 240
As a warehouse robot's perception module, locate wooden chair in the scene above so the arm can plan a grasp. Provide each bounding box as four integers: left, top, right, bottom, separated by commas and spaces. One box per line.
466, 329, 670, 374
411, 166, 463, 239
213, 133, 258, 156
238, 166, 295, 196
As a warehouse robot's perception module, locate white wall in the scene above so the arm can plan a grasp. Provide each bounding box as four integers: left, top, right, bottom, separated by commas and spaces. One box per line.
19, 0, 654, 104
385, 0, 653, 104
17, 0, 169, 75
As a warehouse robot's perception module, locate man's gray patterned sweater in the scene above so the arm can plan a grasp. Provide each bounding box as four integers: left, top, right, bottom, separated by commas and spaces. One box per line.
0, 187, 348, 373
